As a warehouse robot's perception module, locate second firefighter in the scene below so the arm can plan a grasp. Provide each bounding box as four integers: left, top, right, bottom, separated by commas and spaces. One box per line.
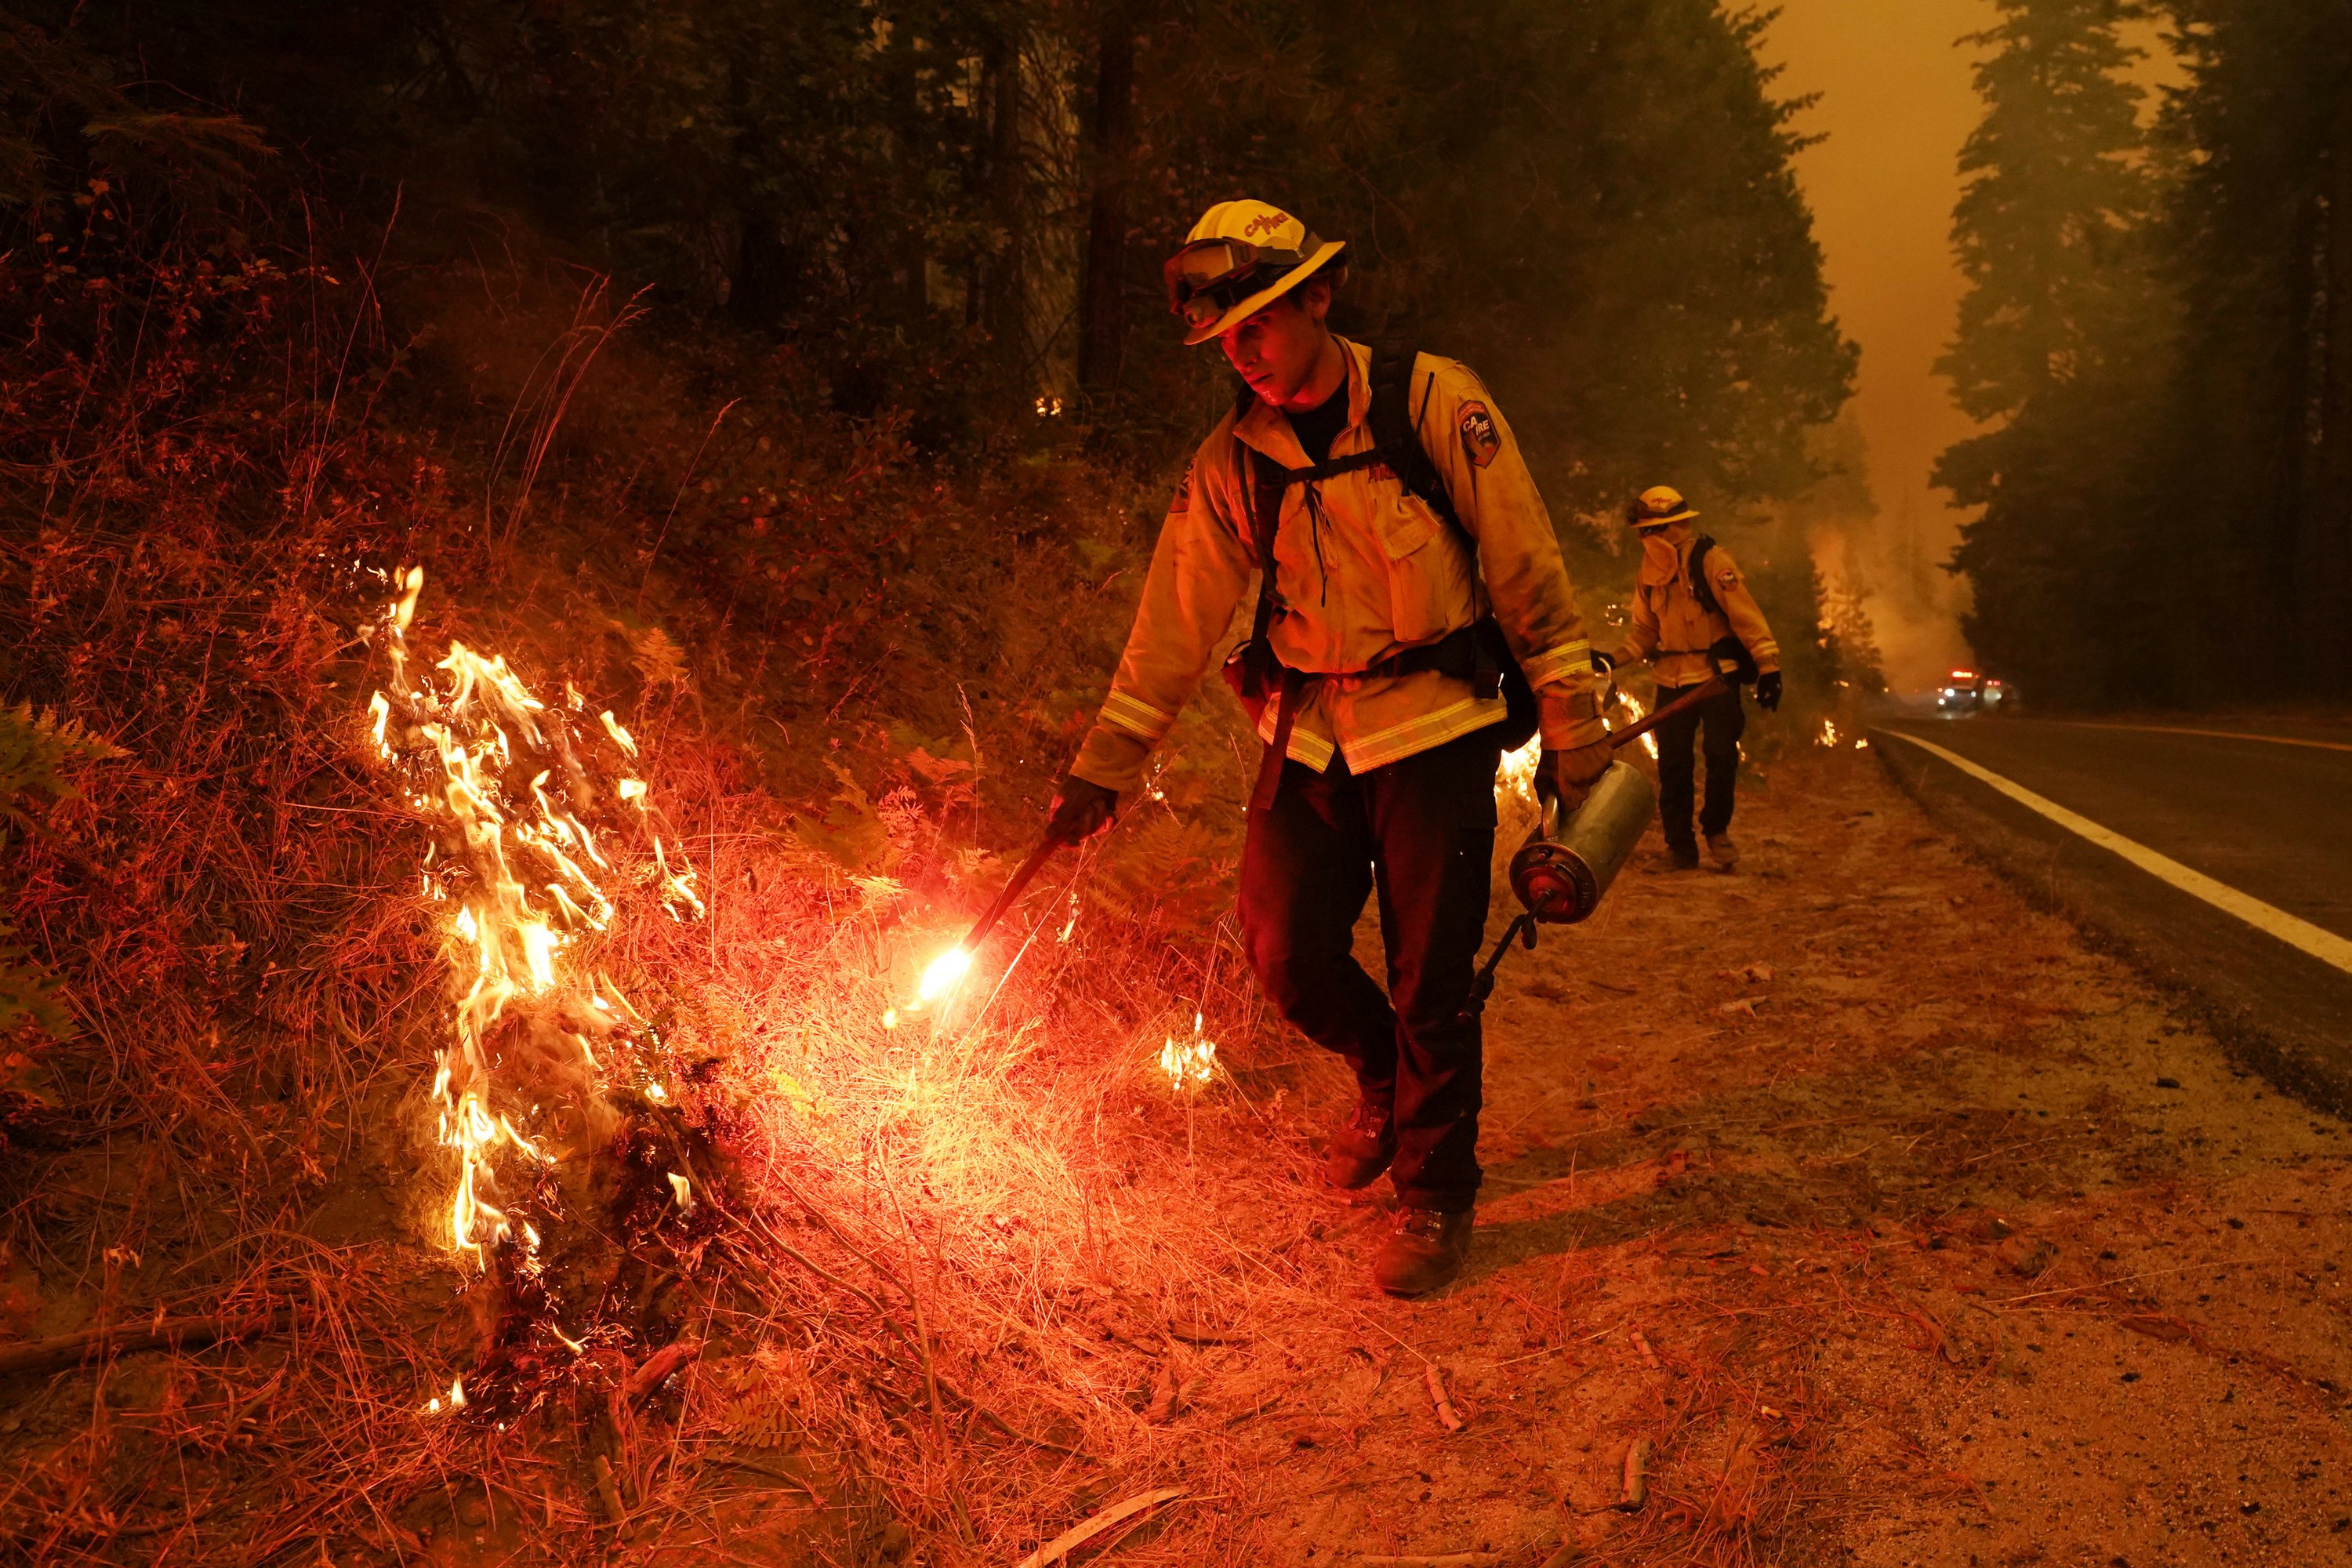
1602, 486, 1782, 870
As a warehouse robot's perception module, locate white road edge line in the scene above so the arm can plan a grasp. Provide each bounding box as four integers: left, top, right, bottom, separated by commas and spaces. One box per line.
1878, 728, 2352, 978
2051, 720, 2352, 755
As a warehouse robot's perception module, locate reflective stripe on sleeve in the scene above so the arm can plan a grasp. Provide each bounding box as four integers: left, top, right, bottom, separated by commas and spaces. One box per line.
1519, 639, 1592, 688
1098, 690, 1178, 744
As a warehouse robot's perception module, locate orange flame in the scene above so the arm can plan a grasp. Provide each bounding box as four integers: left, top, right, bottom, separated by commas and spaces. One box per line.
1609, 687, 1660, 759
881, 940, 975, 1031
916, 945, 974, 1004
1160, 1013, 1218, 1091
366, 568, 703, 1270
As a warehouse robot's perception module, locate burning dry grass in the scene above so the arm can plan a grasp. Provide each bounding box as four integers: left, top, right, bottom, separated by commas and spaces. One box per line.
0, 474, 1904, 1567
0, 183, 1292, 1561
0, 506, 1298, 1561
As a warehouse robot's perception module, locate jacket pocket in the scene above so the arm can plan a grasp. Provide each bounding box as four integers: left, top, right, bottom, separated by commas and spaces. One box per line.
1377, 492, 1474, 646
1374, 492, 1442, 559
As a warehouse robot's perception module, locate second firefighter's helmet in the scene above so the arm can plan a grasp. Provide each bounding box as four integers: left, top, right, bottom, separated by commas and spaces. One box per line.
1625, 485, 1700, 528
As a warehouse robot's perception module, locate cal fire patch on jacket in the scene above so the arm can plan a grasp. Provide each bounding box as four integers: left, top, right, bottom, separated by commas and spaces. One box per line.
1458, 403, 1501, 469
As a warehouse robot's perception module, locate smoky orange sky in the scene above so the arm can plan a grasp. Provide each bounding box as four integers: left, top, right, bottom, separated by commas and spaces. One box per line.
1762, 0, 1994, 687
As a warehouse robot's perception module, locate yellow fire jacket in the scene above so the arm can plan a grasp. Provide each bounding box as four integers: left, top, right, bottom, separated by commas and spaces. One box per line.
1069, 338, 1608, 797
1612, 535, 1781, 691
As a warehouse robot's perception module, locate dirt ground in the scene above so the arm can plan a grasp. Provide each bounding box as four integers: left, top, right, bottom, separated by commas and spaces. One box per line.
1123, 746, 2352, 1566
13, 739, 2347, 1568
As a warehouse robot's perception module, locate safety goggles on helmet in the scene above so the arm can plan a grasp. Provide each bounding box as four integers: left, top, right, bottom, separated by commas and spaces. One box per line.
1163, 238, 1312, 332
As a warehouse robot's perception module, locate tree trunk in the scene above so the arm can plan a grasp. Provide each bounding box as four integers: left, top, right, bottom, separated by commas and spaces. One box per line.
731, 209, 793, 330
982, 29, 1026, 354
884, 18, 929, 322
726, 55, 789, 330
1076, 4, 1138, 401
2311, 81, 2352, 690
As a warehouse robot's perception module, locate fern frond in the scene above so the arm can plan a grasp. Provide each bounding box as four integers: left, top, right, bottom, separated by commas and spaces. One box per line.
0, 701, 129, 806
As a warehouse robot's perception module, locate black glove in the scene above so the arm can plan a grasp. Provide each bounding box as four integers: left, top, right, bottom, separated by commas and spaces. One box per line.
1755, 670, 1783, 712
1047, 775, 1119, 844
1590, 650, 1615, 676
1540, 741, 1613, 815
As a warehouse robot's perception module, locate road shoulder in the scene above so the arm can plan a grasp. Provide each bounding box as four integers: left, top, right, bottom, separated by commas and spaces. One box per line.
1875, 722, 2352, 1116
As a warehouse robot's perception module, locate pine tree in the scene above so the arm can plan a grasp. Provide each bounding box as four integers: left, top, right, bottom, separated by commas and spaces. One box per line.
2157, 0, 2352, 697
1938, 0, 2154, 431
1934, 0, 2168, 706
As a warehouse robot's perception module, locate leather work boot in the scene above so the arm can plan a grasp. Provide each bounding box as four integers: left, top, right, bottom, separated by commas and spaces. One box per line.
1374, 1206, 1475, 1297
1707, 833, 1740, 869
1660, 844, 1700, 872
1322, 1099, 1397, 1191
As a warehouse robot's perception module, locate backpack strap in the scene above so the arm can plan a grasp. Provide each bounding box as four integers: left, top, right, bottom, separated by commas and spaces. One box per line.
1238, 445, 1287, 704
1367, 346, 1464, 539
1238, 444, 1306, 813
1368, 346, 1515, 706
1686, 535, 1723, 617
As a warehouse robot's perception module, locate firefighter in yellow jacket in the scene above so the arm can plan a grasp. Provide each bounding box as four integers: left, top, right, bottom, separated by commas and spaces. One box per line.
1602, 486, 1782, 870
1044, 199, 1613, 1296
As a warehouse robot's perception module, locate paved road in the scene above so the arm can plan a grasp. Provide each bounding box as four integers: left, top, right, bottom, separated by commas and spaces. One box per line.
1873, 714, 2352, 1112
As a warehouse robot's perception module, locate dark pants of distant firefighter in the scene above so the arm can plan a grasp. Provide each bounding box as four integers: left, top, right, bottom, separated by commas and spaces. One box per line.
1652, 681, 1746, 854
1238, 725, 1501, 1214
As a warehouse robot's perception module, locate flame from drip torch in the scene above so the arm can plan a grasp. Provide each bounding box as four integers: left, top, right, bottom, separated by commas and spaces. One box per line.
918, 946, 973, 1003
881, 941, 978, 1032
1494, 679, 1655, 812
1610, 688, 1660, 759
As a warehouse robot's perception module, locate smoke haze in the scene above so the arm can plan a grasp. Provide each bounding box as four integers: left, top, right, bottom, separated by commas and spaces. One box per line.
1763, 0, 1992, 691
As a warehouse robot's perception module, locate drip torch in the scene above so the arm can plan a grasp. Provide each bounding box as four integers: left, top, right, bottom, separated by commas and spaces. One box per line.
1464, 637, 1759, 1018
905, 815, 1086, 1014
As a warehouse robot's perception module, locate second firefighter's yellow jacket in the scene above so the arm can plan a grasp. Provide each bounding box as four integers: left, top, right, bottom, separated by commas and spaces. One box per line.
1612, 533, 1781, 691
1069, 338, 1609, 796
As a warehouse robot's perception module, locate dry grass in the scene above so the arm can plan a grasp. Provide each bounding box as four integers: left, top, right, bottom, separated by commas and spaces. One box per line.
0, 177, 1341, 1566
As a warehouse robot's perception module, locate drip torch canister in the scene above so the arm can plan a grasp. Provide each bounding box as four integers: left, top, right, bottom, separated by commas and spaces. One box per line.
1508, 759, 1657, 925
1461, 674, 1730, 1020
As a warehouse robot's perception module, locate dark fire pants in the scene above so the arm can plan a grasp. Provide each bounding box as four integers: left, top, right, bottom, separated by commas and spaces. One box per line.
1652, 681, 1746, 853
1238, 725, 1501, 1214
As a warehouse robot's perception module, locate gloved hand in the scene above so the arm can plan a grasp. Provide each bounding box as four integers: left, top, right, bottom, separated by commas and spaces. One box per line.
1047, 774, 1119, 844
1590, 650, 1615, 675
1755, 670, 1783, 712
1540, 739, 1613, 815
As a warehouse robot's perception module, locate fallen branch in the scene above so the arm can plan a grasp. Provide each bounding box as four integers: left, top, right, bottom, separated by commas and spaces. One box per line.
1165, 1317, 1243, 1345
1620, 1436, 1652, 1512
622, 1338, 702, 1404
1424, 1362, 1465, 1432
0, 1311, 293, 1381
1013, 1486, 1185, 1568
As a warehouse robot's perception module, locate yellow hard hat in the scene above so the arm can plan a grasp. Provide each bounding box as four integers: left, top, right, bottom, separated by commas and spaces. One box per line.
1163, 199, 1348, 347
1625, 485, 1700, 528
